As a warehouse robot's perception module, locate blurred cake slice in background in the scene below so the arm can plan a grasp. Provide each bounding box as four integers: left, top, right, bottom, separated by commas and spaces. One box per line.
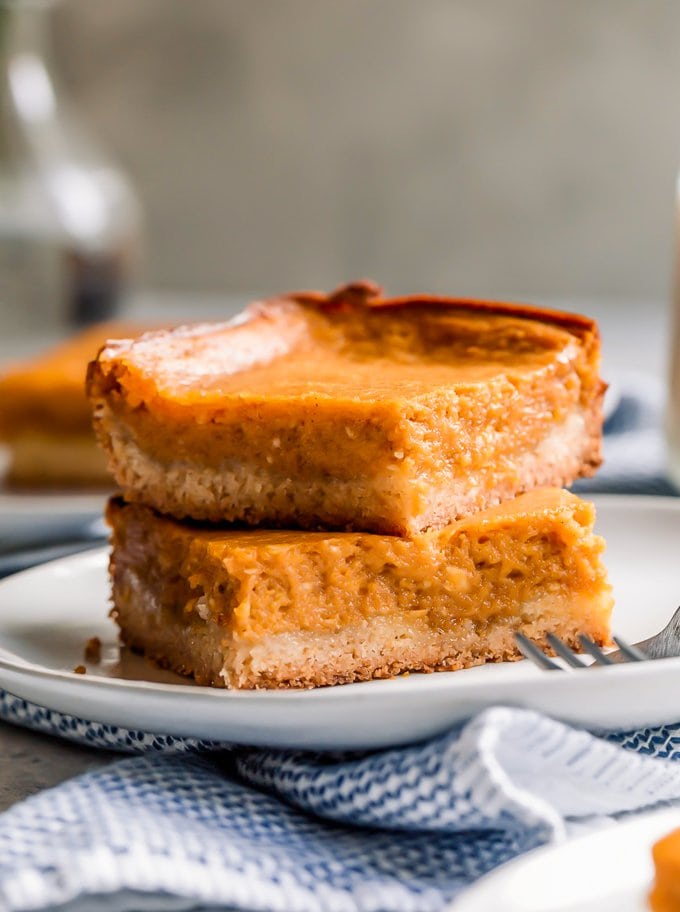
0, 322, 156, 488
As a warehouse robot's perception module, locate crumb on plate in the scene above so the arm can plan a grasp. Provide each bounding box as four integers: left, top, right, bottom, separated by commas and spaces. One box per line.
84, 636, 102, 663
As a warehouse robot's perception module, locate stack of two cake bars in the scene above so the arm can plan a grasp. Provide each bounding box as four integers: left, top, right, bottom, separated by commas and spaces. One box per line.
87, 280, 613, 690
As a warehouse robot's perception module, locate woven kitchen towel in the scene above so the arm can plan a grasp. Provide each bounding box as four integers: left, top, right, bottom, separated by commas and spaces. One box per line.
2, 696, 680, 912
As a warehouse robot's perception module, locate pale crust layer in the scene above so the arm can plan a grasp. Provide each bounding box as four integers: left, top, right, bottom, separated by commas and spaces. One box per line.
114, 587, 610, 689
89, 282, 605, 533
107, 489, 613, 690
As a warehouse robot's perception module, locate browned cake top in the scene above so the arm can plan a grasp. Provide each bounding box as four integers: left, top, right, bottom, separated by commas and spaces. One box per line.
88, 281, 600, 416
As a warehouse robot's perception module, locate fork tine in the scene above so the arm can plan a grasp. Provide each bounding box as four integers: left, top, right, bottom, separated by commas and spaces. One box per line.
546, 634, 589, 668
578, 634, 616, 666
514, 633, 563, 670
612, 636, 647, 662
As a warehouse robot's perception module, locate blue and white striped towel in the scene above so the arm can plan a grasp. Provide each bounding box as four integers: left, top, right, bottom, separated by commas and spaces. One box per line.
0, 371, 678, 912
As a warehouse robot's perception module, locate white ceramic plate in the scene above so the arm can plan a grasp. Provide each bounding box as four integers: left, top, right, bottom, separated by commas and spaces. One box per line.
0, 495, 679, 750
451, 807, 680, 912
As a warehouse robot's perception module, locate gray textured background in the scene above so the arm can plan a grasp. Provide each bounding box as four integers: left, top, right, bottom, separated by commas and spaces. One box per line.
54, 0, 680, 300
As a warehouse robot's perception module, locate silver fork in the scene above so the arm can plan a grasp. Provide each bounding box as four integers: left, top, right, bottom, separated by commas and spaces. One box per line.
515, 606, 680, 670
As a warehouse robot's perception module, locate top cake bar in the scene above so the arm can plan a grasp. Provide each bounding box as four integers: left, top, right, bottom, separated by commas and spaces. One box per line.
87, 280, 605, 535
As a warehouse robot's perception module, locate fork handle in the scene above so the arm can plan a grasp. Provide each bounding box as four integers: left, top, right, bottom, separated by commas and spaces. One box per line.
609, 606, 680, 662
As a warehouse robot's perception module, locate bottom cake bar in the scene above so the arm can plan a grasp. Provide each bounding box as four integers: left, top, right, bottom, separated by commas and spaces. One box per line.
106, 488, 613, 690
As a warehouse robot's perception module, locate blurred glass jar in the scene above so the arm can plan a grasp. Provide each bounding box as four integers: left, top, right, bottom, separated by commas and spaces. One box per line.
0, 0, 141, 331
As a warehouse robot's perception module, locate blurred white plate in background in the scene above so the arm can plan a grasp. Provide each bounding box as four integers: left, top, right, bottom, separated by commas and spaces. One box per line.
451, 807, 680, 912
0, 489, 108, 547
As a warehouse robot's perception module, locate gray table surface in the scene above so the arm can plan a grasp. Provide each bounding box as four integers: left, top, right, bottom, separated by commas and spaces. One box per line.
0, 293, 673, 811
